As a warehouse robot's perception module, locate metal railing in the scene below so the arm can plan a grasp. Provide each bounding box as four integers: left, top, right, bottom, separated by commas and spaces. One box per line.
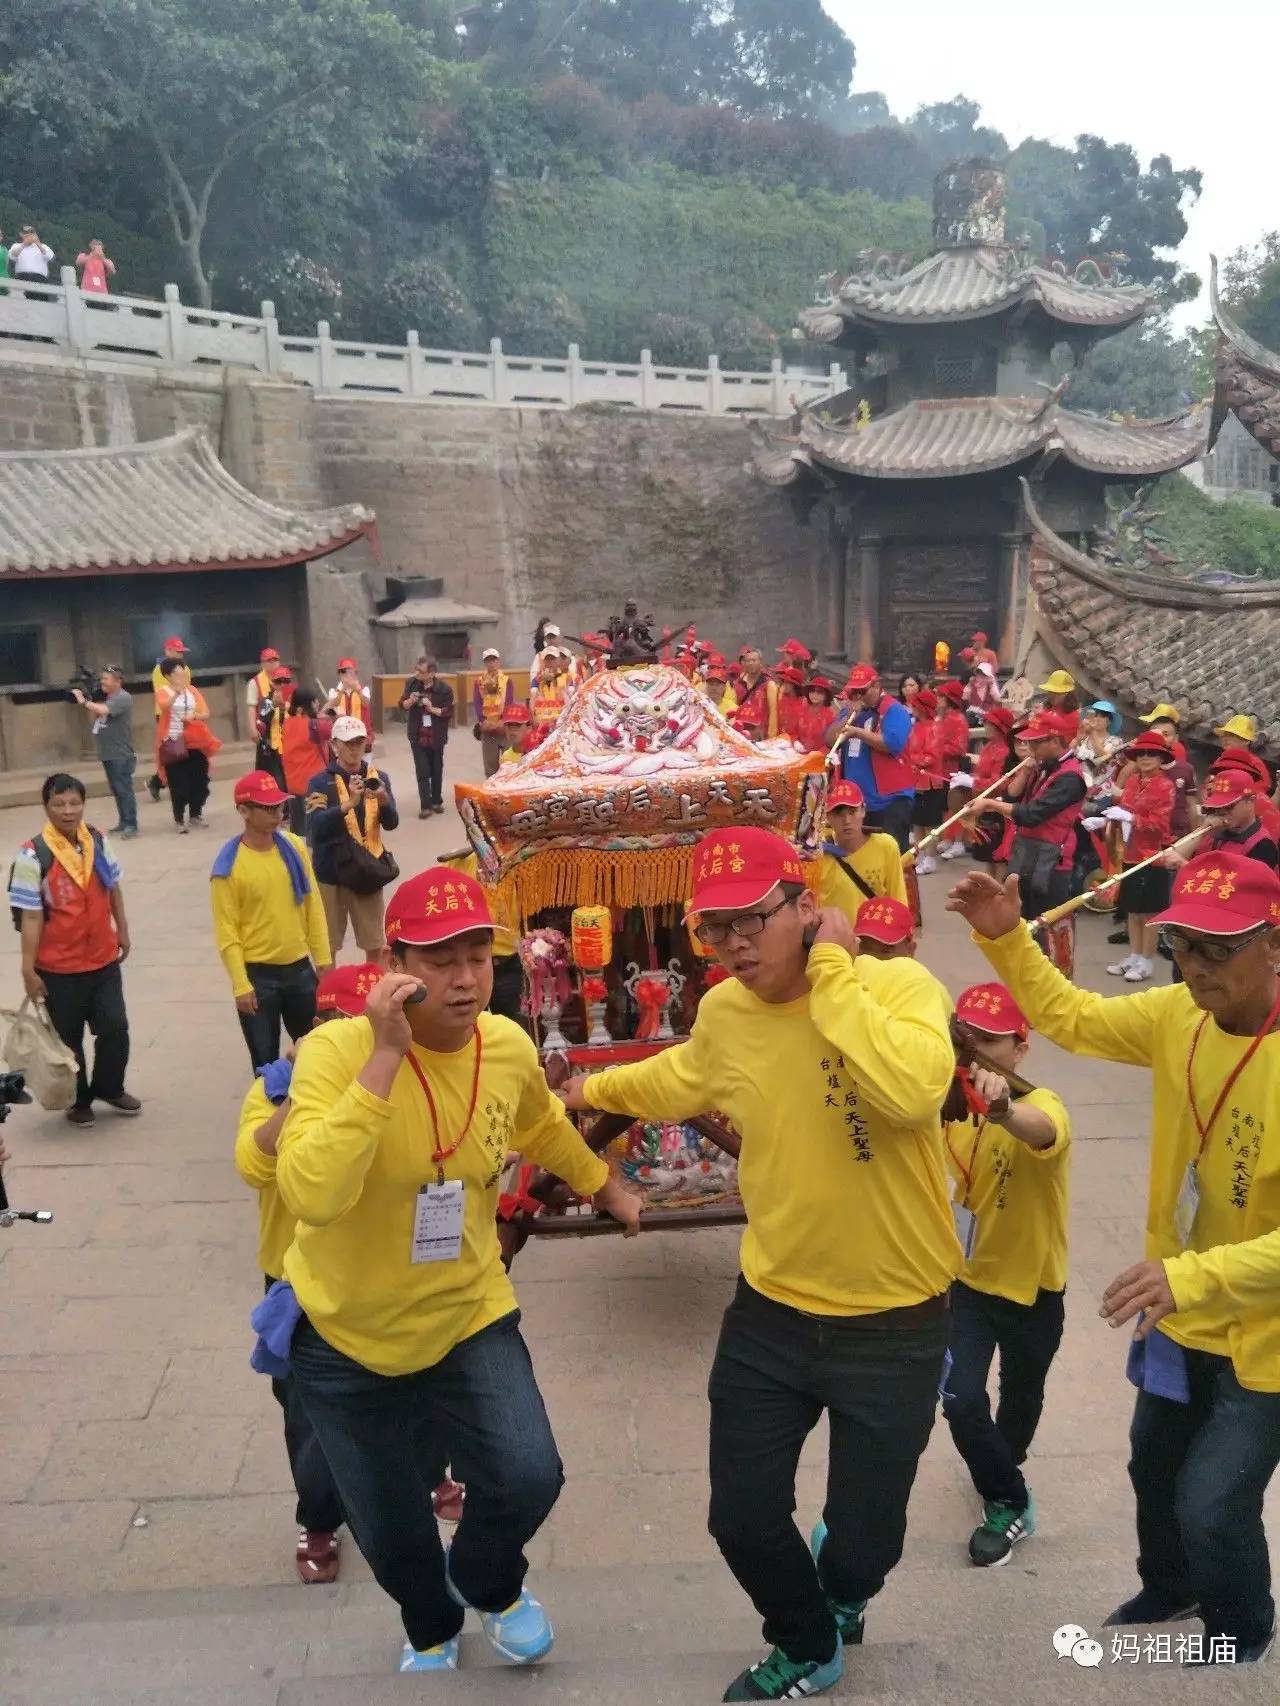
0, 268, 845, 415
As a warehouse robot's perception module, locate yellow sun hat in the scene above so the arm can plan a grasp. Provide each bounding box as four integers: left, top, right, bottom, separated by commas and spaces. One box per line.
1037, 669, 1077, 694
1140, 702, 1181, 724
1214, 713, 1259, 743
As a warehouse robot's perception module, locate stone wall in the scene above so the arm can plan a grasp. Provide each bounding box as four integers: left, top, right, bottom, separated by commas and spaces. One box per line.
1, 357, 825, 735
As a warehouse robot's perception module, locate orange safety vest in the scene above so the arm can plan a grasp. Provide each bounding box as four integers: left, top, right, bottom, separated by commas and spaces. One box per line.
530, 683, 566, 729
478, 672, 510, 724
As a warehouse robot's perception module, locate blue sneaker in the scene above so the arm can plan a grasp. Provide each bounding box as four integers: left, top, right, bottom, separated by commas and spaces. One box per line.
723, 1642, 843, 1700
968, 1492, 1036, 1567
809, 1520, 866, 1645
399, 1636, 459, 1672
445, 1550, 553, 1664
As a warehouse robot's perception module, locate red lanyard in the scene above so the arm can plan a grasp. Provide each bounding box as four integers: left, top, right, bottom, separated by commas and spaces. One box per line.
1185, 988, 1280, 1163
405, 1031, 483, 1185
944, 1118, 988, 1203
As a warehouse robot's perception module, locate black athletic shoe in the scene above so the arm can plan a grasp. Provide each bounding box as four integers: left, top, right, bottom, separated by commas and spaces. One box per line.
65, 1104, 96, 1127
1107, 927, 1129, 945
1104, 1587, 1199, 1626
147, 775, 163, 802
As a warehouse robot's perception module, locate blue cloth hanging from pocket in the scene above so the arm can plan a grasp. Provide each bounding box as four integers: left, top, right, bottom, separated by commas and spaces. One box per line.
250, 1279, 303, 1377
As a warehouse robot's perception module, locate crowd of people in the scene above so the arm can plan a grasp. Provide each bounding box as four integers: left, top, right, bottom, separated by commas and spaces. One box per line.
4, 621, 1279, 1696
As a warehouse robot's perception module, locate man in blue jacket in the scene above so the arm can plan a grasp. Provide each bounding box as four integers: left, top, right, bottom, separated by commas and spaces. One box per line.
305, 717, 400, 964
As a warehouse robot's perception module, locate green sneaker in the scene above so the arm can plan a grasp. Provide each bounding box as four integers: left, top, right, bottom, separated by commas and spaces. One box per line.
722, 1642, 844, 1701
809, 1519, 866, 1645
968, 1493, 1036, 1567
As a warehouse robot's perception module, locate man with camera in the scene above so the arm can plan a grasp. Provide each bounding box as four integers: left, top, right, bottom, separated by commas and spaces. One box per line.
399, 657, 454, 817
72, 666, 138, 839
305, 718, 400, 963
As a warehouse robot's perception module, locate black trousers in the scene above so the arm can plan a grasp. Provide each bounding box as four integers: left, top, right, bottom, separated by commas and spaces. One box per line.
167, 751, 210, 824
1130, 1347, 1280, 1650
941, 1280, 1065, 1508
864, 794, 913, 852
237, 958, 318, 1070
255, 745, 286, 790
708, 1276, 947, 1663
40, 960, 130, 1107
489, 953, 528, 1029
263, 1278, 344, 1533
411, 741, 445, 810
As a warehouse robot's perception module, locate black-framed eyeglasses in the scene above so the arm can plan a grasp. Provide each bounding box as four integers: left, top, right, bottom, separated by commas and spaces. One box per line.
1158, 925, 1269, 965
694, 893, 796, 946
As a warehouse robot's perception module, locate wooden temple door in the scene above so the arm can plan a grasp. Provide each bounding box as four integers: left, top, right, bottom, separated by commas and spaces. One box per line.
878, 540, 998, 675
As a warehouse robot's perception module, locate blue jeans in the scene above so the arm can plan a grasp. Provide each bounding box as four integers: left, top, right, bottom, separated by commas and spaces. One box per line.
101, 755, 137, 832
1130, 1346, 1280, 1648
289, 1309, 563, 1651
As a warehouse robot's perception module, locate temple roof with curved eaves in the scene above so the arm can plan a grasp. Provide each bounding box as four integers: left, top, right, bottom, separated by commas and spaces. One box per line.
801, 246, 1155, 342
751, 396, 1208, 486
1211, 255, 1280, 460
1022, 478, 1280, 748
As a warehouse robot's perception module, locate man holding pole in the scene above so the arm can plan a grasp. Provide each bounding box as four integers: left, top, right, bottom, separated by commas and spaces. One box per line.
964, 710, 1084, 923
827, 665, 915, 852
947, 851, 1280, 1664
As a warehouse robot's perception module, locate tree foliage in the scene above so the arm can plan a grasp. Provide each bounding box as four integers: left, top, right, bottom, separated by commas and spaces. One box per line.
1144, 472, 1280, 582
1066, 321, 1202, 418
1220, 232, 1280, 354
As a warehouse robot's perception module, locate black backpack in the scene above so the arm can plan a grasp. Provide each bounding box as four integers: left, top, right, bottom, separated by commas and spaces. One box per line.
9, 827, 105, 930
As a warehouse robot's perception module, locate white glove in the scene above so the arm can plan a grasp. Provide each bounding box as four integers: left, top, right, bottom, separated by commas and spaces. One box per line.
1103, 806, 1133, 824
949, 772, 975, 790
1081, 815, 1106, 832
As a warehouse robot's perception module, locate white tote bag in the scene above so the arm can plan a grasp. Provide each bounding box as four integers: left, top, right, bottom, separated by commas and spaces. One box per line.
2, 998, 78, 1110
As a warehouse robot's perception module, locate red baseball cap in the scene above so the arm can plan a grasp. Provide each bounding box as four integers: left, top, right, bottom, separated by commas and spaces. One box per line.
971, 631, 989, 645
384, 866, 494, 947
778, 638, 813, 662
260, 647, 280, 663
162, 635, 187, 651
1124, 731, 1175, 760
915, 686, 939, 713
684, 828, 804, 920
1021, 710, 1074, 742
827, 780, 865, 811
234, 769, 289, 807
855, 896, 914, 945
845, 663, 879, 691
984, 706, 1016, 737
1153, 850, 1280, 936
937, 679, 965, 705
955, 981, 1029, 1040
1200, 770, 1254, 811
270, 665, 293, 682
316, 962, 384, 1017
337, 657, 357, 672
808, 674, 836, 695
503, 702, 531, 724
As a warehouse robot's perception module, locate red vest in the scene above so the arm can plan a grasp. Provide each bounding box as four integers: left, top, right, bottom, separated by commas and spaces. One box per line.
862, 694, 915, 796
1016, 754, 1085, 869
1211, 821, 1275, 860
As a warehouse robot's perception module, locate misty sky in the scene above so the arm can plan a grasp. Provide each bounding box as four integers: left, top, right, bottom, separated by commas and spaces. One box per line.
824, 0, 1277, 327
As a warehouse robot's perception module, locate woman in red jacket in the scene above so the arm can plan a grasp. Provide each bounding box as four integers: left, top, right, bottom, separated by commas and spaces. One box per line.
1088, 731, 1175, 984
907, 686, 946, 874
282, 690, 334, 834
793, 675, 837, 754
936, 679, 974, 862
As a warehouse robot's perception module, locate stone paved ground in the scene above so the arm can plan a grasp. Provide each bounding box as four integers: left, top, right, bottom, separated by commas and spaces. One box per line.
0, 737, 1274, 1703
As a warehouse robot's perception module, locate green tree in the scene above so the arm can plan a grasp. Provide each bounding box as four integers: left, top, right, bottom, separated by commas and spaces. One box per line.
357, 258, 483, 347
496, 283, 587, 354
1065, 319, 1202, 417
0, 0, 439, 307
1220, 232, 1280, 353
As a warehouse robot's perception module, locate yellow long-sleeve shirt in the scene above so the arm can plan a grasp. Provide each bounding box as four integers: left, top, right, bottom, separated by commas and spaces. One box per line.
210, 833, 331, 998
945, 1087, 1071, 1306
276, 1013, 609, 1375
234, 1076, 297, 1280
980, 921, 1280, 1391
816, 836, 908, 925
584, 944, 960, 1315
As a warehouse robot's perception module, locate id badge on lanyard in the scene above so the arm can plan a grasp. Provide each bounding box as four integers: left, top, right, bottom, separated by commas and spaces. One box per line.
1172, 1163, 1200, 1252
411, 1180, 465, 1264
951, 1200, 979, 1261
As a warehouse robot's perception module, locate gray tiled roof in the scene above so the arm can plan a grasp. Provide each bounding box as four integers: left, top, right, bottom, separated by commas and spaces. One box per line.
0, 428, 374, 576
1024, 479, 1280, 748
1210, 256, 1280, 460
752, 397, 1208, 485
806, 247, 1153, 337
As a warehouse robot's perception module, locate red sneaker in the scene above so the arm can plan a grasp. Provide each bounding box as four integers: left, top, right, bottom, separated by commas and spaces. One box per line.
296, 1528, 341, 1584
432, 1478, 466, 1524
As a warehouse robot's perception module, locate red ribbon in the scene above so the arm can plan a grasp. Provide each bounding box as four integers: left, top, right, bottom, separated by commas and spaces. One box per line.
634, 976, 668, 1039
581, 976, 608, 1004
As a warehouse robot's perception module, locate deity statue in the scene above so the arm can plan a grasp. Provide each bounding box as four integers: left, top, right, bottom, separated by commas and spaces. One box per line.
604, 598, 659, 667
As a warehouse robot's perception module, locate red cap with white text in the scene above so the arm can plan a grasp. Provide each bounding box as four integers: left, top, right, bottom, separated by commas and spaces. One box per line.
955, 982, 1029, 1040
316, 962, 384, 1016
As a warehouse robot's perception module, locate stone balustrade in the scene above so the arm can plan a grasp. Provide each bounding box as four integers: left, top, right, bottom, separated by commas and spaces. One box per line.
0, 268, 845, 415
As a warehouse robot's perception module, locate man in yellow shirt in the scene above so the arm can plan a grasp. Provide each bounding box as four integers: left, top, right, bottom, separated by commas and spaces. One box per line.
816, 780, 908, 927
276, 866, 639, 1675
561, 827, 958, 1702
948, 850, 1280, 1663
210, 770, 331, 1069
234, 964, 382, 1586
939, 982, 1071, 1568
